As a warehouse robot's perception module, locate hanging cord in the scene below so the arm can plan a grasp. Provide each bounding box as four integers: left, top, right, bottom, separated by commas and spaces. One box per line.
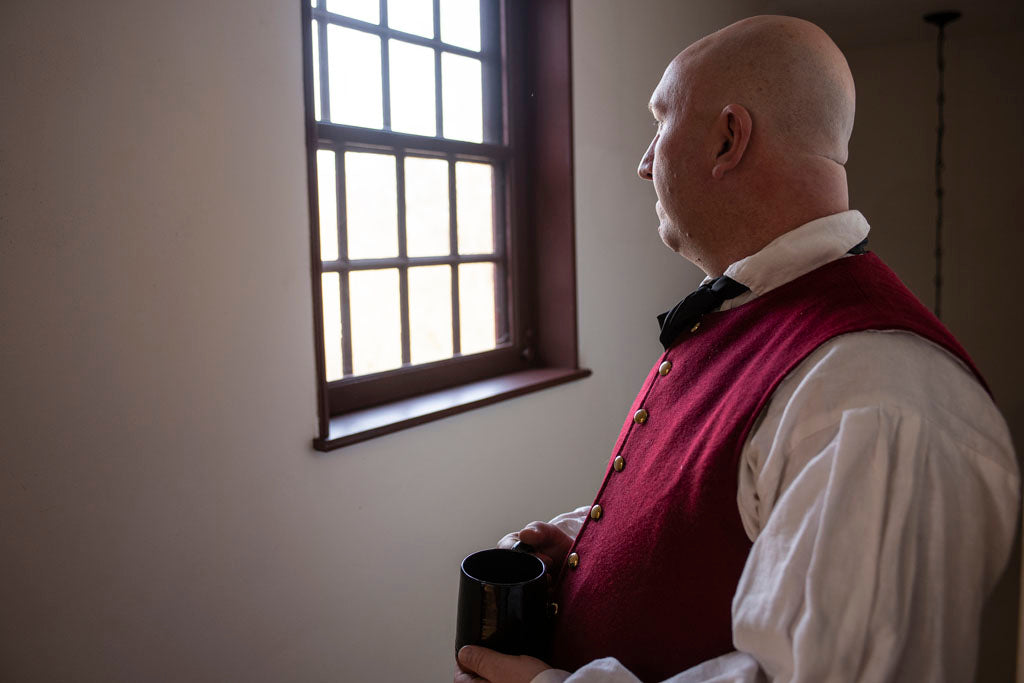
924, 11, 960, 319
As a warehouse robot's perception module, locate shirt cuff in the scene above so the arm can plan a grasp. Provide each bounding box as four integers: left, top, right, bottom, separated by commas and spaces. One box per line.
531, 668, 572, 683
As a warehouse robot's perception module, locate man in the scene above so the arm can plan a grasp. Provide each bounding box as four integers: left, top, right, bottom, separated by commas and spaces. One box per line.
455, 15, 1018, 683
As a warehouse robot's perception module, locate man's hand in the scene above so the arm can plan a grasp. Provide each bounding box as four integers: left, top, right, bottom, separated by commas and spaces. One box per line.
497, 522, 573, 574
454, 645, 551, 683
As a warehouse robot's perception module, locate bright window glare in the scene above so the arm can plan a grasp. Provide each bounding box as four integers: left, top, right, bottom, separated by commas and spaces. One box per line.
351, 269, 403, 375
326, 0, 379, 23
345, 152, 399, 259
459, 263, 497, 354
409, 266, 454, 364
388, 0, 434, 38
442, 53, 482, 142
316, 150, 339, 261
456, 162, 493, 254
328, 25, 383, 128
312, 21, 322, 120
405, 157, 450, 257
322, 273, 343, 381
440, 0, 480, 51
389, 40, 436, 136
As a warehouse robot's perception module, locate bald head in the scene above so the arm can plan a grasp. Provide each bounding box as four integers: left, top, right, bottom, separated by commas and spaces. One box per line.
678, 15, 855, 164
639, 16, 857, 275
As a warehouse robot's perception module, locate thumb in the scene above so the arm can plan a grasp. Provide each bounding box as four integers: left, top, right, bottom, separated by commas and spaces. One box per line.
457, 645, 500, 679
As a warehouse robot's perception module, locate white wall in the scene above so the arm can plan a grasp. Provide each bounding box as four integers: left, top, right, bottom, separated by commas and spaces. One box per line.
2, 1, 1020, 681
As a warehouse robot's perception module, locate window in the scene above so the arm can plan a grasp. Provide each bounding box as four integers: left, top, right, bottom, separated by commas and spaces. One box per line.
302, 0, 588, 450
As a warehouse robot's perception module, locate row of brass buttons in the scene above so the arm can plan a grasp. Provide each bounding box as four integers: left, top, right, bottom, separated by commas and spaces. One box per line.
570, 359, 678, 575
562, 348, 686, 609
632, 361, 673, 426
568, 505, 603, 573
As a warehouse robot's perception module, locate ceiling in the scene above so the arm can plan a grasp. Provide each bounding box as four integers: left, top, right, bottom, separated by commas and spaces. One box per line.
742, 0, 1024, 47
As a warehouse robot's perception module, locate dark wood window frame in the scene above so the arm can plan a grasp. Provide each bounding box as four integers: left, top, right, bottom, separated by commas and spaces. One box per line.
302, 0, 589, 451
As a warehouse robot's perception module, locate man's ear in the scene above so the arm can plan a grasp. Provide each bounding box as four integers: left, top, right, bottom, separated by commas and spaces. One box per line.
711, 104, 752, 179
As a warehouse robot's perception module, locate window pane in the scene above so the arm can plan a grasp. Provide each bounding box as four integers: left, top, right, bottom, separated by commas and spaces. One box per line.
345, 152, 398, 259
389, 40, 436, 137
441, 53, 482, 142
440, 0, 480, 51
326, 0, 379, 23
387, 0, 433, 38
322, 272, 343, 382
405, 157, 449, 257
312, 21, 322, 121
459, 263, 496, 355
456, 161, 493, 254
316, 150, 339, 261
350, 269, 402, 375
409, 266, 453, 364
328, 26, 383, 128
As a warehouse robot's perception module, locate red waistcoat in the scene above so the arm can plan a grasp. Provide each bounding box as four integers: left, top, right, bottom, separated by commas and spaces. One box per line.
548, 253, 984, 681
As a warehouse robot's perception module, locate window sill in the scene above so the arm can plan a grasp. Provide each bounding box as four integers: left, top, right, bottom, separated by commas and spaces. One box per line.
313, 366, 592, 451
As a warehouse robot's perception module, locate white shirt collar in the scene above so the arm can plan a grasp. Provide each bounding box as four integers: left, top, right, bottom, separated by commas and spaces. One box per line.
703, 211, 871, 300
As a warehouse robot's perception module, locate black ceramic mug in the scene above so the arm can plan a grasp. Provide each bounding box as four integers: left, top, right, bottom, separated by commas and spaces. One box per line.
455, 547, 549, 658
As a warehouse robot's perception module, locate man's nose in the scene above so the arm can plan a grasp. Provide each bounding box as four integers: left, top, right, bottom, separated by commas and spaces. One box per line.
637, 140, 654, 180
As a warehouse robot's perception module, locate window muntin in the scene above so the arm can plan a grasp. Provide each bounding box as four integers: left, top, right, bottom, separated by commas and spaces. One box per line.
304, 0, 586, 448
309, 0, 507, 384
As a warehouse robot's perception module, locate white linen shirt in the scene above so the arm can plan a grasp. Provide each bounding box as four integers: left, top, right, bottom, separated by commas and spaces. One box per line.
532, 211, 1019, 683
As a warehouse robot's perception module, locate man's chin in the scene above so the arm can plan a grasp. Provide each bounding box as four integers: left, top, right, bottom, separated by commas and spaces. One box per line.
657, 222, 681, 252
658, 223, 700, 266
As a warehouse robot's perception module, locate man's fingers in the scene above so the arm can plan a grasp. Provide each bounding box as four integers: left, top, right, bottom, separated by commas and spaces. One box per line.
499, 523, 559, 552
519, 522, 563, 547
457, 645, 503, 681
520, 523, 572, 558
499, 523, 573, 574
518, 522, 548, 540
457, 645, 486, 677
457, 646, 552, 682
454, 664, 483, 683
496, 531, 520, 550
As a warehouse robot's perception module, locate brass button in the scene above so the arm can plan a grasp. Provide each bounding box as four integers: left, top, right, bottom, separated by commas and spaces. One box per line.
590, 504, 603, 520
567, 552, 580, 569
690, 321, 701, 333
659, 361, 672, 376
613, 456, 625, 472
633, 408, 648, 424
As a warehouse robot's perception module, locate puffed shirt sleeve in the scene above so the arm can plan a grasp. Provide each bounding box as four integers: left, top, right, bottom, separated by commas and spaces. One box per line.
531, 331, 1019, 683
548, 505, 591, 540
